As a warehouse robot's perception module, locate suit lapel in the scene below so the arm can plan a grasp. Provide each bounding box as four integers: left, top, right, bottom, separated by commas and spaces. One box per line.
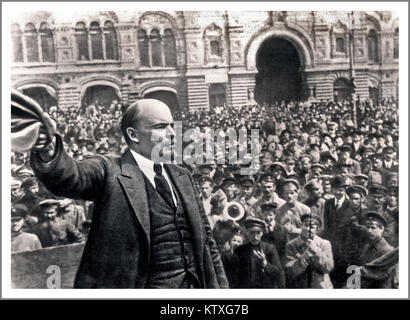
117, 150, 151, 246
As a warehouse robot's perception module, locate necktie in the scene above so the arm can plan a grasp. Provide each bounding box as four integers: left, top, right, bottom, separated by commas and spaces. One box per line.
153, 164, 175, 208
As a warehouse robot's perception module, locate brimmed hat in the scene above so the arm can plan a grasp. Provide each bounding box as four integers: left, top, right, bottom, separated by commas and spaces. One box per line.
11, 204, 28, 219
346, 184, 368, 197
38, 199, 60, 208
300, 213, 322, 227
260, 202, 278, 212
239, 176, 255, 187
281, 178, 300, 190
331, 175, 348, 188
368, 184, 387, 196
365, 211, 387, 227
244, 217, 267, 233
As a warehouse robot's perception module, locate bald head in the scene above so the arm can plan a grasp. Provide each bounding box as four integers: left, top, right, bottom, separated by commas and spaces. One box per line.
121, 99, 173, 143
121, 99, 175, 160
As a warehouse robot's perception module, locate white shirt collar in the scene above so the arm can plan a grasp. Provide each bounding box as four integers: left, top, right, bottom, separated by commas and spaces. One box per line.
130, 149, 156, 170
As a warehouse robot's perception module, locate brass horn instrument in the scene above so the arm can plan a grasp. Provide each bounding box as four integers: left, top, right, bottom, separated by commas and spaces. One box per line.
222, 201, 245, 222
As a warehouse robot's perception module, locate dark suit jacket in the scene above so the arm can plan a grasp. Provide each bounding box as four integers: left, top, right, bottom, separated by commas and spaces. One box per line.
323, 197, 355, 269
30, 135, 228, 288
233, 241, 285, 288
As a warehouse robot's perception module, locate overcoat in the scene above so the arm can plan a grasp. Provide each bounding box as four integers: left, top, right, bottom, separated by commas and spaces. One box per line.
31, 135, 228, 288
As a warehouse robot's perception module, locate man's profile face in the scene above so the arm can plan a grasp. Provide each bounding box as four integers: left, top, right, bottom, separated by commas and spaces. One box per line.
43, 206, 58, 221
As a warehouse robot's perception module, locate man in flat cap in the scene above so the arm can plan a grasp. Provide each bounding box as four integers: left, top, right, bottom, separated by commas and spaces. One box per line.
238, 176, 258, 211
322, 175, 355, 288
233, 217, 285, 288
368, 184, 397, 247
303, 179, 326, 225
358, 212, 395, 288
249, 173, 285, 218
354, 174, 369, 188
336, 144, 361, 175
344, 185, 369, 266
259, 202, 288, 266
11, 204, 42, 253
11, 179, 23, 203
285, 213, 334, 288
276, 179, 311, 241
31, 199, 84, 248
382, 146, 398, 173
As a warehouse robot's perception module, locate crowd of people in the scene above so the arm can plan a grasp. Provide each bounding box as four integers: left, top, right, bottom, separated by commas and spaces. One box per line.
11, 96, 399, 289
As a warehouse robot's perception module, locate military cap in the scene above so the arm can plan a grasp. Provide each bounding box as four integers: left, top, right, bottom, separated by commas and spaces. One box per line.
260, 172, 275, 182
369, 184, 387, 196
271, 162, 286, 173
244, 217, 267, 233
300, 213, 322, 227
346, 184, 368, 197
281, 178, 300, 190
198, 175, 214, 185
320, 151, 336, 163
239, 176, 255, 187
365, 211, 387, 227
339, 144, 352, 153
285, 157, 296, 164
331, 175, 348, 188
11, 204, 28, 219
11, 179, 22, 189
260, 202, 278, 212
362, 145, 375, 153
38, 199, 60, 208
222, 175, 237, 187
382, 146, 395, 154
321, 132, 332, 140
354, 174, 368, 181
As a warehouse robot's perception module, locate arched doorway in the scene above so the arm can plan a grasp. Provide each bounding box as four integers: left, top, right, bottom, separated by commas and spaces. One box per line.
369, 86, 380, 106
333, 78, 352, 103
21, 86, 57, 111
254, 37, 305, 104
143, 90, 180, 117
208, 84, 227, 108
81, 85, 120, 112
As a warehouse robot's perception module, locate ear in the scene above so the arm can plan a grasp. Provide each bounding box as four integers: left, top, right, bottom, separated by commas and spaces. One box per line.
126, 127, 139, 144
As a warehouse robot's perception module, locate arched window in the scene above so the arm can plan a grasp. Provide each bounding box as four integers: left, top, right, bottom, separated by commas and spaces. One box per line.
150, 29, 162, 67
75, 22, 89, 61
11, 24, 23, 62
39, 23, 55, 62
210, 40, 222, 57
90, 21, 103, 60
163, 28, 177, 67
24, 23, 39, 62
336, 37, 345, 53
104, 21, 118, 60
209, 84, 227, 108
394, 27, 399, 59
138, 29, 150, 67
368, 29, 379, 63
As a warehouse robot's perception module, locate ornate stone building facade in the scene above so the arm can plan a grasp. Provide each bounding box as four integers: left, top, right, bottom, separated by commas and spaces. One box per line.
11, 10, 399, 113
